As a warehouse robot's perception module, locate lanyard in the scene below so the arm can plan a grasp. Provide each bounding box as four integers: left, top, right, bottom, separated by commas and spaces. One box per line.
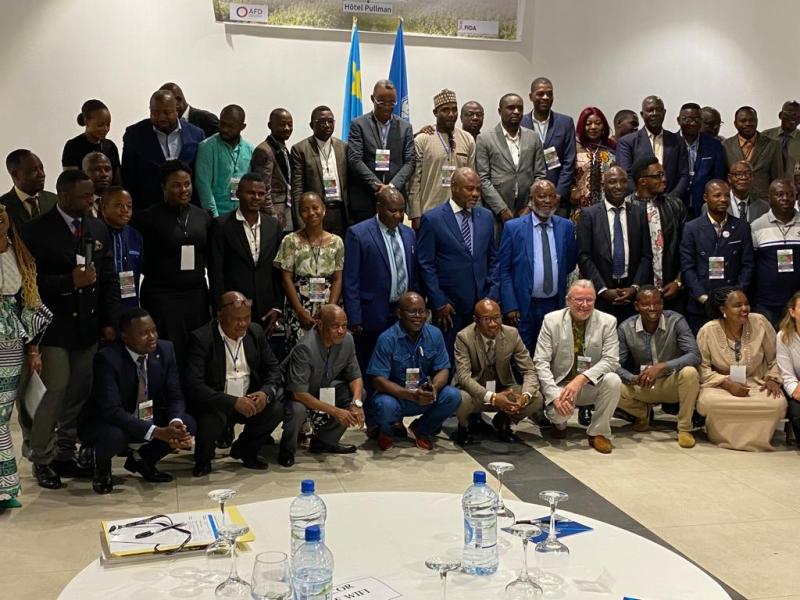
373, 116, 390, 149
227, 141, 242, 172
113, 230, 129, 273
223, 337, 244, 374
176, 210, 190, 240
436, 132, 454, 163
319, 141, 334, 175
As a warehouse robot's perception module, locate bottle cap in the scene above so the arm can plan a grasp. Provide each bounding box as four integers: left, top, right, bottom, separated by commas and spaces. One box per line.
473, 470, 486, 484
305, 524, 321, 542
301, 479, 315, 494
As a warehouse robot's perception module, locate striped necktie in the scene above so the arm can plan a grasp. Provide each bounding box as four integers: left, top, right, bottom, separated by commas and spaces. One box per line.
387, 228, 407, 301
459, 210, 473, 254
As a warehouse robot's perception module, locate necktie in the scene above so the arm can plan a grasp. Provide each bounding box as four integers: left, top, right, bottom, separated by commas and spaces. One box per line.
26, 195, 40, 218
540, 221, 554, 296
136, 355, 147, 409
72, 218, 82, 240
782, 132, 791, 167
387, 228, 407, 301
486, 339, 496, 367
738, 201, 748, 222
612, 206, 625, 279
460, 210, 473, 255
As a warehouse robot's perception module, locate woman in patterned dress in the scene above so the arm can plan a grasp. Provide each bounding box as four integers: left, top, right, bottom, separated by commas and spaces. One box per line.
275, 193, 344, 354
570, 107, 616, 224
0, 205, 52, 508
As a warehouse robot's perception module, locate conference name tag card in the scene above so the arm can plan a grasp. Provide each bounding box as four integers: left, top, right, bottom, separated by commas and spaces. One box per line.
375, 148, 391, 171
543, 146, 561, 170
440, 164, 456, 187
180, 245, 195, 271
308, 277, 328, 303
119, 270, 136, 299
76, 254, 86, 266
137, 400, 153, 421
225, 377, 247, 398
323, 177, 340, 200
229, 177, 241, 201
708, 256, 725, 279
486, 380, 496, 393
777, 248, 794, 272
576, 355, 592, 374
320, 387, 336, 406
730, 364, 747, 385
333, 577, 402, 600
405, 367, 420, 390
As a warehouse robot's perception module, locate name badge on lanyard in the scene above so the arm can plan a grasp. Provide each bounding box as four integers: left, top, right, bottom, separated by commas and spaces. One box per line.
440, 164, 456, 188
225, 377, 247, 398
323, 177, 340, 200
320, 387, 336, 405
405, 367, 420, 390
708, 256, 725, 279
543, 146, 561, 170
729, 364, 747, 385
229, 177, 241, 202
576, 355, 592, 374
309, 277, 328, 303
119, 270, 136, 299
137, 400, 153, 422
375, 148, 391, 172
180, 245, 195, 271
777, 248, 794, 272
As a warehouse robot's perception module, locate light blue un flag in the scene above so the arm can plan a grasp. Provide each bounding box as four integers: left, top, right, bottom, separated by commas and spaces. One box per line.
342, 19, 363, 141
389, 19, 409, 122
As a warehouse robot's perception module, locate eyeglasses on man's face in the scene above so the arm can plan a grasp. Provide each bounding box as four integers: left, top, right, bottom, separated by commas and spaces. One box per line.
220, 298, 253, 309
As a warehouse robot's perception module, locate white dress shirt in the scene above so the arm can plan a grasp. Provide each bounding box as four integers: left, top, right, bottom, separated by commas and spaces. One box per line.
647, 129, 664, 163
235, 209, 261, 261
219, 324, 250, 396
777, 330, 800, 397
503, 128, 521, 168
126, 348, 183, 441
315, 137, 342, 201
604, 199, 629, 278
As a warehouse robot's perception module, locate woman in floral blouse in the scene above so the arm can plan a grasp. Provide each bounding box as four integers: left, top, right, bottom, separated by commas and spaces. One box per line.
570, 107, 617, 224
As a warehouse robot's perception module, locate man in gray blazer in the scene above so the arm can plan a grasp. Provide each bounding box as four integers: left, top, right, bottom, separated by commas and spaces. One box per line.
534, 279, 620, 453
723, 106, 783, 201
290, 105, 349, 237
476, 93, 546, 227
1, 149, 58, 227
347, 80, 415, 225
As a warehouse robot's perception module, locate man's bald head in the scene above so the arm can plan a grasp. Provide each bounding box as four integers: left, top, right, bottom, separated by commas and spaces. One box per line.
474, 298, 500, 316
319, 304, 345, 325
398, 292, 424, 311
319, 304, 348, 347
451, 166, 479, 187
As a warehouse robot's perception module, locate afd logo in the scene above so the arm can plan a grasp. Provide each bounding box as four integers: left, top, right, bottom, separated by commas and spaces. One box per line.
229, 3, 268, 22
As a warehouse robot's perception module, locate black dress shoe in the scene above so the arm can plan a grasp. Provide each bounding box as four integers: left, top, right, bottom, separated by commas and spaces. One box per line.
192, 462, 212, 477
229, 441, 269, 470
51, 459, 92, 479
124, 455, 174, 483
578, 406, 593, 427
308, 437, 357, 454
450, 425, 474, 446
33, 463, 62, 489
467, 414, 494, 435
77, 445, 95, 471
492, 412, 517, 443
92, 459, 114, 495
216, 422, 235, 449
278, 449, 295, 468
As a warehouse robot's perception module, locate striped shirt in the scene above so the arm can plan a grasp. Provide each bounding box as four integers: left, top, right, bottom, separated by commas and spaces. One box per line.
751, 209, 800, 307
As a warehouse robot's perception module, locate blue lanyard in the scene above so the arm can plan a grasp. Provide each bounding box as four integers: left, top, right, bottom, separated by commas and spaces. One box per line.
223, 338, 243, 373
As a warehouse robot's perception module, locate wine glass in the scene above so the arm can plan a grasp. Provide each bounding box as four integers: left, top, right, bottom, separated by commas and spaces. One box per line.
502, 522, 543, 599
207, 488, 237, 558
214, 524, 250, 598
534, 490, 569, 589
425, 556, 461, 600
488, 461, 516, 526
251, 551, 293, 600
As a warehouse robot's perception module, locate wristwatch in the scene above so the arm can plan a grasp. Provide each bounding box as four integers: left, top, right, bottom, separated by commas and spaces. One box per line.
353, 399, 364, 409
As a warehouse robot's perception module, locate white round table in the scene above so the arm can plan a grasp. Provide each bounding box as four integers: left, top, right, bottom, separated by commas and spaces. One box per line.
58, 492, 730, 599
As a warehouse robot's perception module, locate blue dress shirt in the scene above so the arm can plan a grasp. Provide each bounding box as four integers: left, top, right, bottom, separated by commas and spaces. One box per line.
531, 212, 559, 299
367, 322, 450, 387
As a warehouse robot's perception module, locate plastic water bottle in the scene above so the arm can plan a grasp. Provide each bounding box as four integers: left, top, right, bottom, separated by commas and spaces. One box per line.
291, 524, 334, 600
290, 480, 327, 554
461, 470, 499, 576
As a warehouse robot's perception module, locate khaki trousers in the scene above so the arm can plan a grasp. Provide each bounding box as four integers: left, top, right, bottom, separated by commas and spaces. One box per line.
618, 366, 699, 432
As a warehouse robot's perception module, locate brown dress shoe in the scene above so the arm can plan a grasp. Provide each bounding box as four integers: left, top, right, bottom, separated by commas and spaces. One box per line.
588, 434, 613, 454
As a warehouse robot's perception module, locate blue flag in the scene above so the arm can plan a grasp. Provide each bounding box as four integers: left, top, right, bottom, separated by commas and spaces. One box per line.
342, 19, 363, 141
389, 19, 409, 122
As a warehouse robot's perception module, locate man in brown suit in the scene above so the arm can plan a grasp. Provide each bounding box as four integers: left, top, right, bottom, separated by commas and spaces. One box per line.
251, 108, 294, 231
290, 106, 349, 237
453, 298, 542, 445
723, 106, 783, 200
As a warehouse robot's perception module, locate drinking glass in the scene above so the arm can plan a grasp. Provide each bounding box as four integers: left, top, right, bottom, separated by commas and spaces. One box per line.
502, 522, 543, 599
214, 524, 251, 598
425, 556, 461, 600
250, 551, 292, 600
533, 490, 569, 589
488, 461, 516, 526
207, 488, 237, 558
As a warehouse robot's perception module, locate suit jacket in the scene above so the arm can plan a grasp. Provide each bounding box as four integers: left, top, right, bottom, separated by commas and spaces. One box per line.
346, 112, 415, 220
290, 135, 349, 221
630, 192, 686, 285
520, 111, 577, 209
207, 211, 284, 321
82, 339, 186, 441
417, 202, 496, 315
0, 188, 57, 227
184, 320, 281, 415
722, 133, 784, 200
22, 209, 120, 348
121, 118, 205, 209
577, 201, 652, 291
702, 195, 770, 224
187, 106, 220, 139
343, 217, 418, 332
476, 124, 547, 217
684, 133, 727, 216
454, 323, 540, 400
497, 213, 576, 316
679, 214, 754, 315
251, 136, 291, 211
533, 307, 620, 404
764, 126, 800, 180
616, 128, 690, 197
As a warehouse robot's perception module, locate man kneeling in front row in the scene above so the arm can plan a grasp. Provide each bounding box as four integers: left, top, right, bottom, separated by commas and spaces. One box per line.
617, 286, 700, 448
79, 309, 195, 494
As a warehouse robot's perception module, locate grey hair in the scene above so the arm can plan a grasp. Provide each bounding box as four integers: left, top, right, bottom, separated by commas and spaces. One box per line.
567, 279, 596, 297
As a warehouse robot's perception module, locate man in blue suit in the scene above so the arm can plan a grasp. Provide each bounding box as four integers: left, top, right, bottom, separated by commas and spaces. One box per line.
121, 90, 205, 210
520, 78, 576, 217
680, 179, 755, 333
417, 167, 496, 362
498, 179, 576, 354
616, 95, 690, 198
344, 187, 418, 377
677, 103, 726, 217
79, 308, 195, 494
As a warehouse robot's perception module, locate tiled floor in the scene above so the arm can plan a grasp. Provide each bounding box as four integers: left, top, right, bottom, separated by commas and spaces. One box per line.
2, 413, 798, 599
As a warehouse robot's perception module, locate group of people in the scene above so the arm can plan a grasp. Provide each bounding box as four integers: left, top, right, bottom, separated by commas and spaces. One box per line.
2, 76, 800, 506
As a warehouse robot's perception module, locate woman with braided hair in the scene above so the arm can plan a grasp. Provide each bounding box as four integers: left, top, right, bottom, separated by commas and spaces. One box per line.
0, 205, 52, 508
696, 286, 785, 451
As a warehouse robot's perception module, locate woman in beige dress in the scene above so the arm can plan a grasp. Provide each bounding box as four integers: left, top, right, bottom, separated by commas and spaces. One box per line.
697, 287, 786, 451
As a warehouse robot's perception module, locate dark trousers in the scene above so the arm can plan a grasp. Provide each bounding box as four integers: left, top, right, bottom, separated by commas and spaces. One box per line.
78, 413, 197, 465
755, 303, 784, 329
442, 310, 474, 369
354, 310, 398, 393
280, 381, 352, 454
687, 311, 709, 336
595, 297, 636, 325
519, 296, 561, 355
787, 397, 800, 439
193, 399, 285, 463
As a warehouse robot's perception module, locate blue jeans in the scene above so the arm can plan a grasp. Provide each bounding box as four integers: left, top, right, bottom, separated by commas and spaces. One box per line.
366, 385, 461, 438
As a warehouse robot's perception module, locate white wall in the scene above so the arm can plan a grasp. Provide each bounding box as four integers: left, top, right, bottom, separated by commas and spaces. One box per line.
0, 0, 797, 185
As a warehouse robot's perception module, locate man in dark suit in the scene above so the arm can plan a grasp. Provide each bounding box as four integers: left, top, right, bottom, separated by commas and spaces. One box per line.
251, 108, 294, 231
291, 106, 349, 236
343, 187, 418, 376
498, 180, 577, 354
616, 95, 690, 197
185, 292, 285, 475
20, 170, 120, 489
578, 166, 652, 323
519, 77, 576, 215
721, 160, 770, 223
677, 103, 726, 217
680, 179, 755, 333
346, 79, 415, 224
79, 309, 194, 494
764, 100, 800, 180
418, 167, 496, 362
723, 106, 784, 201
160, 82, 219, 138
1, 149, 57, 226
208, 174, 283, 335
121, 89, 205, 210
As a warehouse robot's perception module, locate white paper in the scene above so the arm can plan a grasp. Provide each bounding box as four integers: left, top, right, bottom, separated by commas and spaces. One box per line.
486, 380, 496, 393
729, 365, 747, 385
105, 511, 218, 556
333, 577, 402, 600
180, 245, 195, 271
320, 387, 336, 405
75, 254, 86, 266
23, 370, 47, 418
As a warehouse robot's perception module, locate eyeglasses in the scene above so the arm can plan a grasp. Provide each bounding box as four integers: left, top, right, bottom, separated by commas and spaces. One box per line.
374, 99, 397, 108
220, 297, 253, 309
400, 309, 427, 317
107, 514, 193, 555
729, 171, 752, 179
476, 315, 502, 324
568, 297, 595, 306
313, 118, 335, 125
